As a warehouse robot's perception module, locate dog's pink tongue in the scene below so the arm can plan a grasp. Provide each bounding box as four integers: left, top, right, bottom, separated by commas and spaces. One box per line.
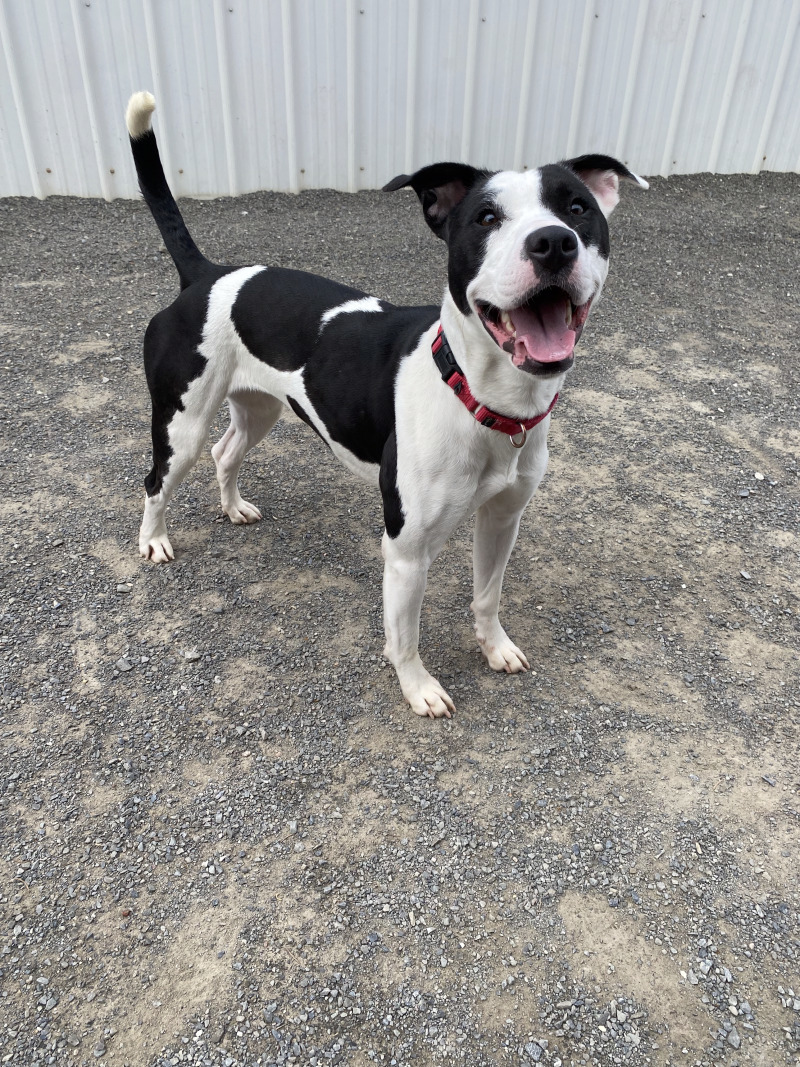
509, 296, 575, 366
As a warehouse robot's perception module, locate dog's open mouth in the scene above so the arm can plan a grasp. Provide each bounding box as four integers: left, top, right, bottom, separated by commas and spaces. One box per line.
476, 287, 592, 374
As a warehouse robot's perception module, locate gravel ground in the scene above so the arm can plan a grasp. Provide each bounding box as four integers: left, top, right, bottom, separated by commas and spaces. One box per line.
0, 171, 798, 1067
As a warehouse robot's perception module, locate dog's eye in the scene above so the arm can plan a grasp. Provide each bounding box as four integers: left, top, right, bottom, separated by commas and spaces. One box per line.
476, 209, 500, 227
570, 199, 587, 216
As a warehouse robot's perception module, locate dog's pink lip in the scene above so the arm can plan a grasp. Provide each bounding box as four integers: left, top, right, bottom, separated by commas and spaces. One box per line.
476, 289, 592, 373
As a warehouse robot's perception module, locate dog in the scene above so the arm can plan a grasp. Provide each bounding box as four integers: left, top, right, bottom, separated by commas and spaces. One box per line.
125, 90, 647, 719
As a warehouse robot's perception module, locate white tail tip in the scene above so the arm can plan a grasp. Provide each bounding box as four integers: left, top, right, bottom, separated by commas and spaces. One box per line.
126, 91, 156, 139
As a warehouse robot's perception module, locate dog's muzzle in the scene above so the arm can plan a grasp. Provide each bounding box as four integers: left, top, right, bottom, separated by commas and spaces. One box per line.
476, 287, 592, 375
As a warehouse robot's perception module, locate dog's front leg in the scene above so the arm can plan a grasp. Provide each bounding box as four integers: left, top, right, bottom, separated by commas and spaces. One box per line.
471, 479, 539, 674
381, 534, 455, 719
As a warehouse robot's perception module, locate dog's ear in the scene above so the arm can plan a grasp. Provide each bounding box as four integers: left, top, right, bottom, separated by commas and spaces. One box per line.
383, 163, 489, 238
562, 154, 648, 218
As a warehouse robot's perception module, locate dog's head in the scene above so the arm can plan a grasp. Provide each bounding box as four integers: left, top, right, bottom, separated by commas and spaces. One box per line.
385, 156, 647, 377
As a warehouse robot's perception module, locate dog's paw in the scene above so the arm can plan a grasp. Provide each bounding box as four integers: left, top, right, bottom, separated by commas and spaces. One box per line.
406, 677, 456, 719
394, 660, 455, 719
476, 625, 530, 673
139, 535, 175, 564
225, 498, 262, 525
483, 640, 530, 673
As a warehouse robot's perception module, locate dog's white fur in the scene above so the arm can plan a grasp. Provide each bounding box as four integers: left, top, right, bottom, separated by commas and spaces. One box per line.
126, 91, 155, 140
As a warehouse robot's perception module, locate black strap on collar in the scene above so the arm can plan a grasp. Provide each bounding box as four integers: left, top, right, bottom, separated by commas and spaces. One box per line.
431, 326, 462, 381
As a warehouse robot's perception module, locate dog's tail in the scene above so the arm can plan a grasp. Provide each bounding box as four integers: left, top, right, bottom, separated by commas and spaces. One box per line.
126, 91, 211, 289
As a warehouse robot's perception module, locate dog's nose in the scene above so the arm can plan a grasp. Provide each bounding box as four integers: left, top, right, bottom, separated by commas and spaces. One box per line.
524, 226, 579, 273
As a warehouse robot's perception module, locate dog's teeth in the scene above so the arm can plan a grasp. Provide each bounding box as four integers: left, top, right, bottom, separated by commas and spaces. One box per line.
565, 303, 573, 327
501, 311, 515, 334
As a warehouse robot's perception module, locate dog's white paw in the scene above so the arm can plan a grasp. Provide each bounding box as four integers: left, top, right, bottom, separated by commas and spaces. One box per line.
398, 670, 455, 719
476, 625, 530, 673
484, 640, 530, 673
225, 498, 262, 525
390, 650, 456, 719
140, 535, 175, 563
408, 680, 455, 719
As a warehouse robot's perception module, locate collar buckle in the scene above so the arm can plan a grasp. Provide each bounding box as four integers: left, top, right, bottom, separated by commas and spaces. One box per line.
431, 328, 460, 382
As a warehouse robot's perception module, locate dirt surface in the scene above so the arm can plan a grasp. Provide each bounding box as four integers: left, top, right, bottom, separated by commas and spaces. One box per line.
0, 172, 798, 1067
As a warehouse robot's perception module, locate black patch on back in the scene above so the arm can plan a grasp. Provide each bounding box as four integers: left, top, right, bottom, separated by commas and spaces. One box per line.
229, 264, 439, 468
379, 431, 404, 538
302, 305, 439, 465
231, 268, 368, 371
538, 164, 610, 257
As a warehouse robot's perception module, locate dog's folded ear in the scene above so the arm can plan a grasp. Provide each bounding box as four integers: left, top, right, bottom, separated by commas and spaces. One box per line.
562, 154, 649, 218
383, 163, 490, 238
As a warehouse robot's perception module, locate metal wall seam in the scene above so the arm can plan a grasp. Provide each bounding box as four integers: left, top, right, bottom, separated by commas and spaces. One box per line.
142, 0, 173, 192
751, 0, 800, 173
707, 0, 753, 173
213, 0, 238, 197
512, 0, 538, 172
565, 0, 595, 159
43, 1, 85, 197
102, 2, 136, 199
280, 0, 298, 193
69, 0, 111, 201
0, 0, 40, 197
614, 0, 648, 164
346, 0, 357, 193
404, 0, 418, 174
659, 0, 703, 176
460, 0, 480, 162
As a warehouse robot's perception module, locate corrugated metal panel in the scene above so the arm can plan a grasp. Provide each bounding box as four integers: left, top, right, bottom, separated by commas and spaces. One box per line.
0, 0, 797, 199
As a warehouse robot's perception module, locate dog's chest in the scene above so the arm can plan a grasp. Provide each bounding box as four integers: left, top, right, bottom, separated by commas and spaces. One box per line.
473, 438, 544, 506
417, 423, 546, 519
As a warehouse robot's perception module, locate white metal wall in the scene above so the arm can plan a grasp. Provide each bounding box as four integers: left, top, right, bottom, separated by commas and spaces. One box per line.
0, 0, 798, 199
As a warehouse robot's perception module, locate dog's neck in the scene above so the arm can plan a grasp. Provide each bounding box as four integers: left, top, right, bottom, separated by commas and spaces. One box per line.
439, 291, 564, 420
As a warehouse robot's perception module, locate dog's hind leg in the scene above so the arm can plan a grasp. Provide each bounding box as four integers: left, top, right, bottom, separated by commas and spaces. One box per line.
212, 393, 283, 524
140, 417, 194, 562
140, 378, 228, 563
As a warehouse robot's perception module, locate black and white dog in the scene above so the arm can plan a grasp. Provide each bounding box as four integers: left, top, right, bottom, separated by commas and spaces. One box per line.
125, 91, 646, 719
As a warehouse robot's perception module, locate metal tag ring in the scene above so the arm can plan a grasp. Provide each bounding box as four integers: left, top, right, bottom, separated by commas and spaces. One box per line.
509, 426, 527, 448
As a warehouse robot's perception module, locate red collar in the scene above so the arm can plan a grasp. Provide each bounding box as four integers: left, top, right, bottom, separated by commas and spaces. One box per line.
431, 325, 558, 447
